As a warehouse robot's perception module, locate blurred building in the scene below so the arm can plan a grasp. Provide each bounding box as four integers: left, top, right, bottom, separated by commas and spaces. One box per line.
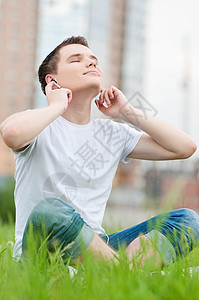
89, 0, 148, 95
0, 0, 39, 176
144, 162, 199, 212
121, 0, 147, 96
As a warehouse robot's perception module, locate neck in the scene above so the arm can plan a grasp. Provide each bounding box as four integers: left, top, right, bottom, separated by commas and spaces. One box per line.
61, 90, 94, 125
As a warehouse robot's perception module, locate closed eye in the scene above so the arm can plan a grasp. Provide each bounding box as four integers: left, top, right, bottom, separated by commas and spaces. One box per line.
71, 60, 80, 63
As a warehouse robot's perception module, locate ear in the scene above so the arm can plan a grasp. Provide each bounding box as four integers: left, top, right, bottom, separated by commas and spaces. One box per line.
45, 74, 54, 84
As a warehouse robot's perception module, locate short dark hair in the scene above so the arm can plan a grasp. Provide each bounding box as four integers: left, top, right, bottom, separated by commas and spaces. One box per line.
38, 36, 89, 95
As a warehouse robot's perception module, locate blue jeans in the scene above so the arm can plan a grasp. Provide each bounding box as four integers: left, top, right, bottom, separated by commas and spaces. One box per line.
101, 208, 199, 264
22, 198, 199, 264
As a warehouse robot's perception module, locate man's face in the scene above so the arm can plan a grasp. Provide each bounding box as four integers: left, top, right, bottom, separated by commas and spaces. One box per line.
53, 44, 103, 95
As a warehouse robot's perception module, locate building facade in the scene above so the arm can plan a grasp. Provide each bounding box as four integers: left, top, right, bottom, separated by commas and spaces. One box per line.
0, 0, 39, 176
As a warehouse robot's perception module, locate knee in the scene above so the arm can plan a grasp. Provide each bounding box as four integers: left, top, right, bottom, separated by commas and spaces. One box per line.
23, 198, 84, 244
22, 199, 89, 260
176, 208, 199, 241
127, 235, 149, 253
29, 198, 78, 228
178, 208, 199, 222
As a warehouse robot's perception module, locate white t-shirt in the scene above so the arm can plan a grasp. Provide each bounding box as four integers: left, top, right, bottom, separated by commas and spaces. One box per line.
13, 116, 144, 259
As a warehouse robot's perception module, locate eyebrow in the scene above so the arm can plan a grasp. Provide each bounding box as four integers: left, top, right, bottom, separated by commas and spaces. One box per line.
66, 53, 98, 63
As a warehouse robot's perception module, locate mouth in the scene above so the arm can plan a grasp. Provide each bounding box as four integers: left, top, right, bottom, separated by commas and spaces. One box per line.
83, 70, 100, 76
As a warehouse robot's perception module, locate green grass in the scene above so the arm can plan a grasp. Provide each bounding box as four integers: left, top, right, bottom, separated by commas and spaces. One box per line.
0, 223, 199, 300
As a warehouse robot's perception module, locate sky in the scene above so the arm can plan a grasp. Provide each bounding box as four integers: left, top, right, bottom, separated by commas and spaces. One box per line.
145, 0, 199, 159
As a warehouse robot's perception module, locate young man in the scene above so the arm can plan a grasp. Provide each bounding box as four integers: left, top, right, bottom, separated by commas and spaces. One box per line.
1, 36, 199, 267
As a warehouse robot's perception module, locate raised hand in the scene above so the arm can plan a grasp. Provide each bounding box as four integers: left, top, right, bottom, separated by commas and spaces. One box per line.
95, 85, 131, 119
45, 81, 72, 113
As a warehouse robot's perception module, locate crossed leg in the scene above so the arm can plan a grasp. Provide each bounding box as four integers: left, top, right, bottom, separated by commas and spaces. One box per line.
71, 232, 162, 269
22, 199, 199, 269
72, 208, 199, 268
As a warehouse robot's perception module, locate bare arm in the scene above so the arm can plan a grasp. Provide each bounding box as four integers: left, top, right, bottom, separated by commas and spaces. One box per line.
0, 82, 72, 151
95, 86, 197, 160
123, 106, 197, 160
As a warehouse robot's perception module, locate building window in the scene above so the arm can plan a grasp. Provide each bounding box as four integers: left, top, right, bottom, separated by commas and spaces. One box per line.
26, 42, 35, 53
28, 12, 37, 23
28, 0, 37, 8
7, 99, 17, 108
10, 25, 21, 35
7, 85, 18, 95
25, 56, 34, 67
11, 11, 21, 22
23, 86, 33, 97
6, 69, 18, 80
10, 55, 19, 64
7, 39, 20, 52
11, 0, 22, 7
24, 71, 34, 82
26, 27, 35, 37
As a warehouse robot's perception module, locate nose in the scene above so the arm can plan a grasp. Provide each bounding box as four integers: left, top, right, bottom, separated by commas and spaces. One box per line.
86, 60, 96, 68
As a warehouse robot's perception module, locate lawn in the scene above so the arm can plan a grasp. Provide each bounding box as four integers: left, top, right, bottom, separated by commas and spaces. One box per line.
1, 222, 199, 300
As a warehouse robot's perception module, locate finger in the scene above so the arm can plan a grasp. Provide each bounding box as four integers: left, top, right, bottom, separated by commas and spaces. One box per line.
95, 99, 100, 109
95, 99, 107, 113
108, 87, 114, 100
99, 88, 104, 98
95, 98, 104, 108
99, 90, 105, 104
110, 85, 121, 98
110, 85, 118, 92
99, 90, 104, 103
99, 92, 102, 103
67, 90, 72, 103
45, 81, 54, 94
104, 89, 111, 106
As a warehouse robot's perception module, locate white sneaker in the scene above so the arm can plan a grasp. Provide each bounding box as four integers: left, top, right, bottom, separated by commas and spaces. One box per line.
68, 266, 78, 279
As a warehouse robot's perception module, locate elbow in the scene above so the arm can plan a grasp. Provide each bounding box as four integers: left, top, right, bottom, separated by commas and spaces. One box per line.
180, 141, 197, 159
1, 125, 22, 149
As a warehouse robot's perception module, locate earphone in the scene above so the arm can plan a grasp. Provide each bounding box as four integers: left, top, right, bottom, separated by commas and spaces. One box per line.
52, 79, 61, 89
